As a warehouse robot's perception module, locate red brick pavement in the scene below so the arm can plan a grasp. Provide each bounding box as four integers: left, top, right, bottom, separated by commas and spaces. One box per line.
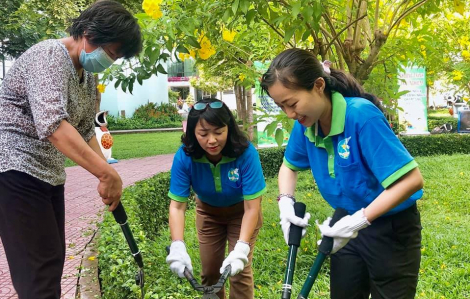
0, 154, 174, 299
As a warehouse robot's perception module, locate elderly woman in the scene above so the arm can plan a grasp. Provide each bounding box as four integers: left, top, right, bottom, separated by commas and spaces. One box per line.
0, 1, 141, 298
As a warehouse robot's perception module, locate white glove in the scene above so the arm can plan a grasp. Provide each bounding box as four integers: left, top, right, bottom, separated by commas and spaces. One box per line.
166, 241, 193, 278
279, 196, 311, 244
220, 241, 250, 276
316, 209, 370, 254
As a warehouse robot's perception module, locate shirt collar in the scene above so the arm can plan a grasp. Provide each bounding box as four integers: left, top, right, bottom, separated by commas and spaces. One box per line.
304, 91, 347, 143
193, 155, 236, 164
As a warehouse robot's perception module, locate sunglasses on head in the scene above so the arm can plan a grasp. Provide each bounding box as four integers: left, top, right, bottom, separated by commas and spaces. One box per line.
193, 101, 224, 110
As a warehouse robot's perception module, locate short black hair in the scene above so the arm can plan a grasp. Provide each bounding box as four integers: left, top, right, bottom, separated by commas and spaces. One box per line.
182, 98, 249, 159
68, 0, 142, 58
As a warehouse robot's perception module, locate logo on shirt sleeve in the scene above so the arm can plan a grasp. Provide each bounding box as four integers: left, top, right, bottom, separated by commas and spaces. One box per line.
228, 168, 240, 182
338, 137, 351, 159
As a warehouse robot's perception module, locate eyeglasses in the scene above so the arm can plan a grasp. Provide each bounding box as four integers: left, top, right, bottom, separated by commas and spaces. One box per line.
193, 101, 224, 110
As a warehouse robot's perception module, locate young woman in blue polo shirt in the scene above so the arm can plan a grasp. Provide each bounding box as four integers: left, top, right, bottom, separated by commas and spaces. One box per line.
261, 49, 424, 299
165, 98, 266, 299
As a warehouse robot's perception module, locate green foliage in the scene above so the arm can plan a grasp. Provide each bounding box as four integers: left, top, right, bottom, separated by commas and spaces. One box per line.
99, 154, 470, 299
132, 102, 182, 123
256, 134, 470, 178
168, 89, 180, 104
400, 134, 470, 156
428, 117, 458, 133
258, 146, 286, 178
106, 115, 181, 130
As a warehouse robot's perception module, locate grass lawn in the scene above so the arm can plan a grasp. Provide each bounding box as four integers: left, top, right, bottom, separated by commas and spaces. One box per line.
65, 131, 183, 167
101, 154, 470, 299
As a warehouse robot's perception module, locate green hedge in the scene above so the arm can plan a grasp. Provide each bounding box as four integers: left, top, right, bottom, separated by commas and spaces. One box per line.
107, 115, 182, 130
121, 172, 195, 241
257, 133, 470, 178
427, 116, 457, 133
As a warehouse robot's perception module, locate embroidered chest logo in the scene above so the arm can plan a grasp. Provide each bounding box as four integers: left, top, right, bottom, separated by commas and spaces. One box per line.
338, 137, 351, 159
228, 168, 240, 182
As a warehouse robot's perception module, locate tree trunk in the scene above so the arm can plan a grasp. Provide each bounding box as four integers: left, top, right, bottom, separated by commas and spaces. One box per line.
246, 87, 253, 141
240, 86, 247, 127
235, 85, 242, 120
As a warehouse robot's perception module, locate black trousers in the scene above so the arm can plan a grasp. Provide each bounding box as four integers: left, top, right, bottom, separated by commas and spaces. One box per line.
0, 170, 65, 299
330, 204, 422, 299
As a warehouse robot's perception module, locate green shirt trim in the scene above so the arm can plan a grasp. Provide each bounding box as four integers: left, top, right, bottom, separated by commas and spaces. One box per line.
193, 155, 236, 193
244, 187, 267, 200
382, 160, 418, 189
283, 157, 310, 171
303, 92, 347, 178
168, 191, 188, 202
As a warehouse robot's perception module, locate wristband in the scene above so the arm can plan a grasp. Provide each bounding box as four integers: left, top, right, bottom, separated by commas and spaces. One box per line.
277, 193, 296, 202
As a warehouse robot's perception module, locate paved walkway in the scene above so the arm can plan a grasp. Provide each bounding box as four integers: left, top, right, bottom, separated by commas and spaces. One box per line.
0, 154, 174, 299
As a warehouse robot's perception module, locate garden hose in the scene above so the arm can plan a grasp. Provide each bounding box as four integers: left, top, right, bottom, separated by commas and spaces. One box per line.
112, 202, 145, 299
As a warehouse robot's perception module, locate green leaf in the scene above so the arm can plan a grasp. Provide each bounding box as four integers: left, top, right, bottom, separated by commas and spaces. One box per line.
301, 30, 311, 42
246, 9, 256, 24
176, 44, 189, 54
275, 128, 284, 147
264, 121, 278, 137
292, 1, 301, 18
156, 64, 168, 75
284, 27, 296, 43
128, 80, 134, 95
114, 79, 122, 89
137, 74, 143, 86
222, 8, 232, 22
121, 80, 128, 93
186, 36, 201, 49
149, 48, 159, 66
240, 0, 250, 14
232, 0, 240, 15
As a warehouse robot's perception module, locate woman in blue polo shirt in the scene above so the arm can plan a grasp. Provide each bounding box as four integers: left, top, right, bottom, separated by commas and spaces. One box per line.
165, 98, 266, 299
260, 49, 424, 299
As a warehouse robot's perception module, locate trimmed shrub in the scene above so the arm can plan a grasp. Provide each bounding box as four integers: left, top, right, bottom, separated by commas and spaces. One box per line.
107, 115, 181, 130
257, 134, 470, 178
428, 116, 458, 133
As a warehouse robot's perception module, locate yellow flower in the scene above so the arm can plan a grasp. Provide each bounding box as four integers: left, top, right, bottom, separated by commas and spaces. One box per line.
462, 50, 470, 61
88, 256, 96, 261
178, 52, 190, 61
452, 70, 463, 81
307, 35, 314, 43
307, 193, 312, 197
197, 35, 216, 60
463, 97, 469, 103
421, 50, 426, 58
189, 49, 196, 58
68, 256, 75, 260
222, 29, 237, 42
97, 84, 106, 93
239, 74, 246, 82
420, 45, 426, 51
451, 245, 457, 249
441, 263, 446, 269
460, 172, 464, 175
458, 36, 470, 47
443, 57, 450, 63
142, 0, 163, 20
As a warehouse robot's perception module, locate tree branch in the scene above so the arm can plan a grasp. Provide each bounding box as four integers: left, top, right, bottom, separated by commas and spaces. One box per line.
260, 16, 295, 48
324, 14, 367, 53
389, 0, 429, 34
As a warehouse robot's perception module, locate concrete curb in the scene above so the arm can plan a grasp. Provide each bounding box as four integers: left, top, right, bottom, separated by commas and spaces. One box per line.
76, 232, 101, 299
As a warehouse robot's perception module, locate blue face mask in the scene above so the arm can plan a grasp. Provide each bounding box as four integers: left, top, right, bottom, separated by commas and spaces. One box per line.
79, 39, 115, 73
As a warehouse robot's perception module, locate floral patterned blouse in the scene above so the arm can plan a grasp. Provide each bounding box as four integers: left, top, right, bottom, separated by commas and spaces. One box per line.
0, 39, 96, 186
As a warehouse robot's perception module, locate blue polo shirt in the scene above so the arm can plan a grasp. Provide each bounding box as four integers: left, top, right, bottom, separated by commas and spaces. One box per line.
168, 143, 267, 207
284, 92, 423, 215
